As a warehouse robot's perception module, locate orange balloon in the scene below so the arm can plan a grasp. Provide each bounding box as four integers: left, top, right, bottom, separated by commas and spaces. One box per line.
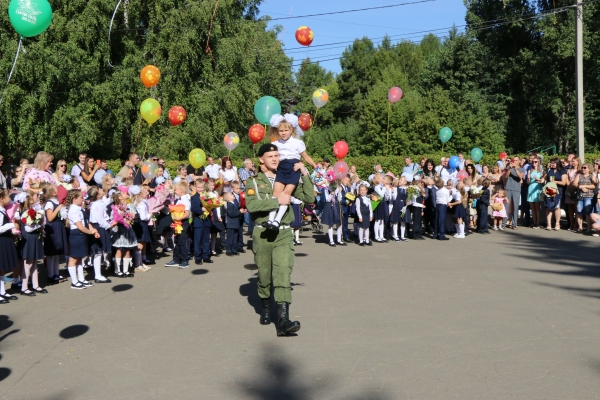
298, 113, 312, 131
248, 124, 265, 144
295, 26, 314, 46
140, 65, 161, 88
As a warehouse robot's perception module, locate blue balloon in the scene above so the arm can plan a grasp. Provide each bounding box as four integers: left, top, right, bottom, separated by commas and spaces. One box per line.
449, 156, 460, 170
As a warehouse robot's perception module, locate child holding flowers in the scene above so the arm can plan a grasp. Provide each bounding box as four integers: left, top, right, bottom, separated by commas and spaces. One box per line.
131, 185, 152, 272
190, 179, 214, 265
110, 190, 137, 277
165, 181, 191, 268
355, 184, 373, 246
16, 188, 46, 296
89, 186, 116, 283
448, 181, 468, 239
41, 184, 68, 283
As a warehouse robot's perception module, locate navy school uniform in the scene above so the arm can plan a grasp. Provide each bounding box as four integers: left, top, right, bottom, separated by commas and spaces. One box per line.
356, 196, 372, 229
191, 193, 212, 262
476, 188, 490, 232
340, 185, 352, 239
321, 190, 341, 226
89, 200, 112, 255
454, 202, 468, 220
410, 195, 425, 237
233, 193, 244, 251
225, 201, 241, 254
68, 206, 90, 259
0, 208, 19, 272
172, 196, 190, 263
390, 188, 411, 224
424, 186, 436, 233
44, 200, 68, 256
20, 210, 45, 261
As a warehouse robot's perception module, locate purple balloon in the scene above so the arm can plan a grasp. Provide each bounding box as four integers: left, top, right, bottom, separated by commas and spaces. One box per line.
388, 87, 403, 103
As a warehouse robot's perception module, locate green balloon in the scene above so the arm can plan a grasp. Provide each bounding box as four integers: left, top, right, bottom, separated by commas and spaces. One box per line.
254, 96, 282, 125
439, 127, 453, 143
8, 0, 53, 37
470, 147, 483, 162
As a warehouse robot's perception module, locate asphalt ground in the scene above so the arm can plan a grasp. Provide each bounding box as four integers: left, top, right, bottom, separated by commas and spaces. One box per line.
1, 224, 599, 399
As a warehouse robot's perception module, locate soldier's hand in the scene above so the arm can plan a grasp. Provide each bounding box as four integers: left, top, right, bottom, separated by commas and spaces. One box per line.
278, 193, 291, 205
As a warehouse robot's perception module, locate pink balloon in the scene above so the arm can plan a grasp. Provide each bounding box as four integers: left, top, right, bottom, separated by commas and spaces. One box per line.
333, 141, 349, 159
457, 170, 469, 180
334, 161, 349, 180
388, 87, 403, 103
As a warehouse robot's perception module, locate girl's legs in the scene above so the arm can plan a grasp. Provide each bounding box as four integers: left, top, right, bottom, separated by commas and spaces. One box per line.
22, 259, 38, 293
269, 183, 298, 226
0, 272, 5, 297
392, 223, 398, 239
293, 228, 302, 244
358, 227, 365, 243
12, 263, 22, 287
336, 225, 343, 243
134, 243, 146, 271
554, 208, 562, 229
68, 256, 80, 285
327, 225, 335, 244
123, 250, 132, 275
567, 204, 576, 229
93, 252, 108, 281
113, 249, 123, 275
400, 222, 406, 239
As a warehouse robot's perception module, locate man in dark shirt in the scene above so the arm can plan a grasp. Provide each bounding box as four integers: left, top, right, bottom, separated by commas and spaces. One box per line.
186, 164, 206, 182
129, 153, 144, 185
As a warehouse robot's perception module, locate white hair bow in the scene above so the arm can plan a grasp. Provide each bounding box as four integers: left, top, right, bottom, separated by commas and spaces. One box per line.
61, 174, 73, 183
129, 185, 141, 196
14, 192, 27, 203
269, 113, 305, 138
155, 176, 166, 185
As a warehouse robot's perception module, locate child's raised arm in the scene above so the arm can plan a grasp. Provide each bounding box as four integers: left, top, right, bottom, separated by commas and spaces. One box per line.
300, 151, 317, 169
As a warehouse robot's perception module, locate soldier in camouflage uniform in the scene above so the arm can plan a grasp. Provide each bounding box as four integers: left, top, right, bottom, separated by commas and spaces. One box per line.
245, 143, 315, 336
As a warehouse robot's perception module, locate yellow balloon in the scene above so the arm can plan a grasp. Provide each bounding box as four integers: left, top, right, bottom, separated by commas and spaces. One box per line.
140, 98, 161, 126
189, 148, 207, 169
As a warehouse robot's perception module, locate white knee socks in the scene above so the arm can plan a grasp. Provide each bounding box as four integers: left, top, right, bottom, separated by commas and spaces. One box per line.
93, 254, 105, 280
68, 265, 78, 285
400, 222, 406, 239
0, 279, 4, 296
328, 227, 334, 243
359, 227, 370, 243
337, 226, 342, 243
274, 205, 287, 224
114, 258, 122, 274
392, 223, 398, 239
123, 258, 131, 273
77, 263, 85, 282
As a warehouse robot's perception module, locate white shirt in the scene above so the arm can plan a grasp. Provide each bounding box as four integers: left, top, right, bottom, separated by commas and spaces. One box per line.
71, 163, 86, 186
272, 137, 306, 161
135, 199, 151, 222
0, 208, 15, 234
67, 204, 85, 230
436, 187, 452, 205
175, 194, 191, 212
44, 198, 64, 221
452, 191, 463, 203
220, 167, 237, 182
205, 164, 221, 179
440, 167, 456, 183
90, 200, 111, 229
356, 195, 373, 220
94, 169, 107, 185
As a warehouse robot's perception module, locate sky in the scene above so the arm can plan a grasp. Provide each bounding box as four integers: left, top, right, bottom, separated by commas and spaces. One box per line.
258, 0, 468, 74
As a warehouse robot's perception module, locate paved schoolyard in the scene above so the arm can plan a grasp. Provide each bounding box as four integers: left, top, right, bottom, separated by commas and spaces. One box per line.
1, 226, 600, 399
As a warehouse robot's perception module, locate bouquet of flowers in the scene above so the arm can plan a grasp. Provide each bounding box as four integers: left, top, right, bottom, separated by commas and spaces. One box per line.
543, 182, 558, 197
370, 193, 381, 210
214, 179, 223, 191
325, 170, 336, 183
200, 192, 223, 219
406, 185, 421, 202
169, 204, 186, 235
21, 207, 44, 227
111, 204, 135, 229
470, 186, 482, 198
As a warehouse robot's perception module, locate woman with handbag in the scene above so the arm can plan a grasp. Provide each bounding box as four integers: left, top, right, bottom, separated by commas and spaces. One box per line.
573, 163, 597, 232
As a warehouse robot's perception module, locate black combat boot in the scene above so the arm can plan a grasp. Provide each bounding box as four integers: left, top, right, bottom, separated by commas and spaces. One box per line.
277, 302, 300, 336
260, 298, 271, 325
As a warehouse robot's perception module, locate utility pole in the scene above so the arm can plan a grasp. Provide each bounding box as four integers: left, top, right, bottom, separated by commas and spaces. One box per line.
576, 0, 584, 161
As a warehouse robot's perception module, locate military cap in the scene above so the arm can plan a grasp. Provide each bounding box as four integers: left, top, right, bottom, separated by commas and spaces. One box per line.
257, 143, 278, 157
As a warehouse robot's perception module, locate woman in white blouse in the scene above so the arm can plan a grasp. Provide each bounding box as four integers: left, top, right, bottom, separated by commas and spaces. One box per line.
219, 156, 239, 193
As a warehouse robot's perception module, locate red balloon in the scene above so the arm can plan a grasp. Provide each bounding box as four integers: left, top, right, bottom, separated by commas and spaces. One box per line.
168, 106, 186, 126
457, 170, 468, 180
499, 152, 507, 159
333, 141, 348, 160
388, 87, 403, 103
295, 26, 314, 46
248, 124, 265, 144
298, 113, 312, 131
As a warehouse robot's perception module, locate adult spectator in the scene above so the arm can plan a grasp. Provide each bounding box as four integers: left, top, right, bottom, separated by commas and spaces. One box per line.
573, 163, 597, 232
503, 156, 524, 229
496, 153, 508, 171
157, 158, 171, 180
172, 164, 189, 184
349, 165, 358, 179
594, 159, 600, 214
466, 164, 480, 184
520, 153, 534, 227
368, 164, 383, 182
545, 158, 567, 231
186, 157, 206, 181
402, 157, 419, 177
22, 151, 57, 192
11, 160, 31, 190
52, 160, 69, 184
422, 159, 436, 179
237, 157, 255, 191
439, 158, 455, 183
457, 152, 465, 170
81, 156, 100, 186
0, 155, 6, 189
435, 158, 445, 175
94, 159, 110, 185
489, 164, 503, 194
323, 158, 331, 170
527, 156, 544, 229
205, 156, 221, 180
70, 152, 87, 185
219, 156, 239, 193
564, 157, 582, 231
127, 153, 143, 185
481, 164, 490, 180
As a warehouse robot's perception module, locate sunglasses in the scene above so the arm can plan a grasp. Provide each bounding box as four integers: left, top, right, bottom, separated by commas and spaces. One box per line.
533, 161, 539, 163
152, 158, 158, 161
582, 166, 589, 169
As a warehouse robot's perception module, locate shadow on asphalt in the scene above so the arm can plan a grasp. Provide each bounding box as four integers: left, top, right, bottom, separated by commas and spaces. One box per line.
0, 315, 16, 383
237, 343, 391, 400
512, 230, 600, 298
191, 269, 209, 275
112, 284, 133, 292
59, 325, 89, 339
244, 264, 258, 271
239, 276, 262, 315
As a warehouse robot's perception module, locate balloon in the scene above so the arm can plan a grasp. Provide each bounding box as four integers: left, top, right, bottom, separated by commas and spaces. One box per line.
388, 87, 403, 103
254, 96, 282, 125
140, 65, 161, 88
449, 156, 460, 170
223, 132, 240, 151
298, 113, 313, 131
248, 124, 265, 144
457, 170, 468, 180
168, 106, 186, 126
140, 98, 161, 126
439, 127, 453, 143
333, 141, 349, 160
141, 161, 158, 180
8, 0, 53, 37
312, 89, 329, 109
334, 161, 349, 180
499, 152, 507, 160
295, 26, 314, 46
470, 148, 483, 162
189, 149, 207, 169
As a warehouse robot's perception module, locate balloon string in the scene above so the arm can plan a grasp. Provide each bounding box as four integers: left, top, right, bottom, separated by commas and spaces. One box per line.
386, 102, 391, 156
0, 37, 23, 106
133, 116, 142, 152
141, 136, 150, 161
107, 0, 123, 68
205, 0, 221, 59
305, 107, 319, 147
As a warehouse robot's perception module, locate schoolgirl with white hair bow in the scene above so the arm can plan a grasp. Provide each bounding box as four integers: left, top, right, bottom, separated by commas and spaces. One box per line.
264, 113, 318, 230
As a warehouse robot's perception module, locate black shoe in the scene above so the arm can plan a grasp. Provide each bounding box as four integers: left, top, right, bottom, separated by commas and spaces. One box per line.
226, 252, 234, 257
238, 249, 246, 253
260, 298, 271, 325
366, 241, 373, 246
438, 237, 449, 241
261, 221, 271, 229
80, 281, 94, 288
0, 294, 17, 300
0, 298, 8, 304
359, 242, 365, 247
277, 302, 300, 336
165, 260, 179, 267
20, 290, 36, 296
267, 221, 280, 231
233, 252, 240, 256
336, 241, 347, 246
115, 272, 125, 278
203, 259, 214, 264
178, 261, 189, 269
195, 259, 203, 265
343, 237, 352, 243
124, 272, 134, 278
400, 238, 408, 242
95, 278, 112, 283
329, 242, 336, 247
33, 287, 48, 293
